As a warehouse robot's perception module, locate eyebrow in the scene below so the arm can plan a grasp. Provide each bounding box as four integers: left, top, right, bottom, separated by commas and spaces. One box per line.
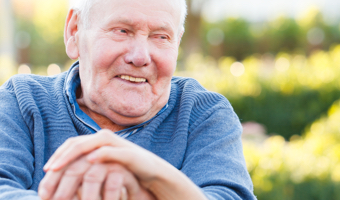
105, 17, 175, 36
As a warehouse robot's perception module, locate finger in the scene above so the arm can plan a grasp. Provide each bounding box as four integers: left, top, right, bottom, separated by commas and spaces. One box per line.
76, 185, 102, 200
77, 185, 82, 199
106, 163, 156, 200
120, 187, 127, 200
52, 157, 91, 200
106, 164, 140, 196
103, 172, 124, 200
38, 169, 65, 200
52, 173, 83, 200
44, 136, 84, 171
81, 164, 108, 200
87, 146, 161, 182
49, 130, 135, 171
72, 195, 80, 200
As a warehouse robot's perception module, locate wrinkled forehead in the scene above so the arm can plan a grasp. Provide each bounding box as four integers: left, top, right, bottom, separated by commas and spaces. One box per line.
87, 0, 182, 29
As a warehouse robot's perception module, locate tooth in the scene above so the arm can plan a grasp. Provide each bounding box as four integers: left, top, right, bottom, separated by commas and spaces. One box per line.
119, 75, 146, 82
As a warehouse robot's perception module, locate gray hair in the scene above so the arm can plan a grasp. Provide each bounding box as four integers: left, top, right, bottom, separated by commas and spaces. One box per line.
70, 0, 187, 33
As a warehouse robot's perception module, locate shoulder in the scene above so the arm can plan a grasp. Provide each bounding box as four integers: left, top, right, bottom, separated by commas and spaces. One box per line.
1, 72, 67, 95
0, 72, 68, 118
170, 76, 238, 130
171, 76, 232, 110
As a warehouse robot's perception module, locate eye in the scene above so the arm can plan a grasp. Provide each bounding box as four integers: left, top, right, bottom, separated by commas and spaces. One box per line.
113, 28, 128, 35
119, 29, 127, 34
154, 34, 169, 40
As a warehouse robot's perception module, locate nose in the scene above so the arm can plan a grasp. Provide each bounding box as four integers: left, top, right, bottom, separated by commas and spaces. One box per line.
124, 38, 151, 67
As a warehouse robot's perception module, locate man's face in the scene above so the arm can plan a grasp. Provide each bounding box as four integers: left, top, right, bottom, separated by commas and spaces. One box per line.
75, 0, 182, 126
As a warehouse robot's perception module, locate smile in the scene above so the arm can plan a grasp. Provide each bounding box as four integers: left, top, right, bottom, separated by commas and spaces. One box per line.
118, 75, 147, 83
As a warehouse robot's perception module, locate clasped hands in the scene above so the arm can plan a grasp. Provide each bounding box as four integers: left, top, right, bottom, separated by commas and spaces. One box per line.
38, 130, 158, 200
39, 129, 208, 200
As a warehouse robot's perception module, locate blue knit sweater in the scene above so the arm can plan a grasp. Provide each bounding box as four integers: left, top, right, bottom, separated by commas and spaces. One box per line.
0, 69, 256, 199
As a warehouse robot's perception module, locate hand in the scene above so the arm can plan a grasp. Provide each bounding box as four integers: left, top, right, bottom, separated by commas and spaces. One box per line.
43, 130, 208, 200
39, 155, 156, 200
43, 130, 165, 188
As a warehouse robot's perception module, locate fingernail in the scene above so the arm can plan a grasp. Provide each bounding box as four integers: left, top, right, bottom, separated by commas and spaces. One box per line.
43, 164, 49, 171
49, 163, 59, 171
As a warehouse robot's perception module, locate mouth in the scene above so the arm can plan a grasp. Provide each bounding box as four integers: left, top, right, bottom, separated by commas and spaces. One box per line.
117, 75, 147, 83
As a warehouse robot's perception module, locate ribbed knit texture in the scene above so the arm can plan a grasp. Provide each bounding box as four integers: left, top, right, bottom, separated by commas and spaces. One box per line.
0, 69, 256, 199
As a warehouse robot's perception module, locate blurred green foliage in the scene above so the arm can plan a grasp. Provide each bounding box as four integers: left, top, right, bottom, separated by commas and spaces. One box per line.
199, 7, 340, 60
243, 99, 340, 199
13, 0, 69, 71
177, 45, 340, 139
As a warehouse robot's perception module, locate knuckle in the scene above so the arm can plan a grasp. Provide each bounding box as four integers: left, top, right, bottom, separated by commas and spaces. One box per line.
64, 137, 76, 145
72, 142, 83, 151
107, 163, 124, 172
83, 171, 102, 183
105, 180, 121, 191
54, 193, 69, 200
40, 181, 53, 193
105, 173, 123, 191
64, 164, 83, 176
98, 129, 113, 138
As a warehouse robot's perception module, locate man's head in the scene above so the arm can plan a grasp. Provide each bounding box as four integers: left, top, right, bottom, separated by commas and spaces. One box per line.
64, 0, 186, 128
71, 0, 187, 34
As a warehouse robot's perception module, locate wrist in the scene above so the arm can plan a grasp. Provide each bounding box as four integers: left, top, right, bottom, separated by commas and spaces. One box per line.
148, 159, 208, 200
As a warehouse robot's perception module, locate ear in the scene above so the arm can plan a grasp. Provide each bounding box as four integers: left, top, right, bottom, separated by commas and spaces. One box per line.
64, 9, 80, 60
177, 30, 184, 47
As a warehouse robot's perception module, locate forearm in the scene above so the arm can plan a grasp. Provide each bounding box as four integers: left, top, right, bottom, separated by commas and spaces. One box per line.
0, 90, 40, 200
149, 159, 208, 200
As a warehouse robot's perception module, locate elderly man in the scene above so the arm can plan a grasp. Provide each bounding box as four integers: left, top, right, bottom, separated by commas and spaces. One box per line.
0, 0, 256, 199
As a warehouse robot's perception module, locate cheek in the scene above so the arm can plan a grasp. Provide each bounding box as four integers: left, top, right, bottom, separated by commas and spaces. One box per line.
150, 49, 177, 95
153, 43, 178, 71
156, 50, 177, 78
91, 40, 126, 70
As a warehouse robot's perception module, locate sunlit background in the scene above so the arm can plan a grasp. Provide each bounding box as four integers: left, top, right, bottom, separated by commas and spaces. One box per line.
1, 0, 340, 199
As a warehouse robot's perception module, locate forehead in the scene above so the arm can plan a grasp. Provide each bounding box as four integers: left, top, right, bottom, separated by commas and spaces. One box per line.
89, 0, 181, 31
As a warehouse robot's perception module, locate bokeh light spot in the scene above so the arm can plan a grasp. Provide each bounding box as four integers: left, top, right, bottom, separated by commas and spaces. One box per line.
275, 57, 290, 72
307, 27, 325, 45
18, 64, 31, 74
47, 64, 61, 76
207, 28, 224, 46
230, 62, 245, 77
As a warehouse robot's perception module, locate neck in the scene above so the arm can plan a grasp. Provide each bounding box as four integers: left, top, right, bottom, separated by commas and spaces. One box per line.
78, 102, 128, 132
76, 87, 128, 132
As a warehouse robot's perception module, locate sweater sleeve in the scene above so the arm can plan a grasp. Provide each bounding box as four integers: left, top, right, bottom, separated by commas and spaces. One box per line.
181, 104, 256, 200
0, 87, 40, 200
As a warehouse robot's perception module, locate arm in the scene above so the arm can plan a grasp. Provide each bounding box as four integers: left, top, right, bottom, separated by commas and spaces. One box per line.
182, 107, 256, 200
0, 88, 40, 200
43, 130, 208, 200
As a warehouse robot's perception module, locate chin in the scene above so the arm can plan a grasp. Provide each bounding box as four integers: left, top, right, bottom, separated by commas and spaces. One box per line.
112, 103, 152, 118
